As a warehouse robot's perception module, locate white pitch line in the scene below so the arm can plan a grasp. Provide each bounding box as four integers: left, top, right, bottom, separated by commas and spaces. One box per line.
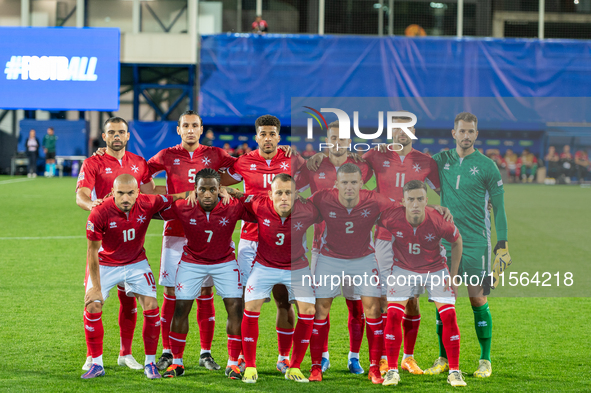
0, 233, 164, 240
0, 178, 34, 185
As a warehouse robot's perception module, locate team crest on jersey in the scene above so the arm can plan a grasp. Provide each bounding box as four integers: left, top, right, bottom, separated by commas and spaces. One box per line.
105, 167, 112, 174
329, 211, 336, 218
202, 157, 211, 166
413, 163, 421, 172
425, 233, 435, 242
219, 217, 229, 226
361, 209, 371, 218
173, 158, 181, 165
263, 219, 271, 226
294, 222, 303, 231
280, 162, 289, 170
109, 222, 117, 228
444, 163, 450, 170
190, 218, 197, 225
470, 166, 479, 175
131, 165, 139, 173
86, 221, 94, 232
318, 172, 326, 179
383, 160, 390, 168
77, 171, 85, 181
137, 215, 146, 223
250, 164, 257, 170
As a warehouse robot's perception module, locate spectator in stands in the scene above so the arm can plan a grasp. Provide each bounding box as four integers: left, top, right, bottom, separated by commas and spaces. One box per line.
544, 145, 561, 179
504, 149, 518, 183
517, 148, 538, 183
201, 129, 214, 146
560, 145, 574, 180
26, 129, 40, 178
234, 142, 252, 157
222, 142, 234, 156
487, 149, 506, 171
42, 127, 57, 177
301, 143, 317, 159
252, 15, 268, 34
422, 148, 431, 157
575, 149, 591, 183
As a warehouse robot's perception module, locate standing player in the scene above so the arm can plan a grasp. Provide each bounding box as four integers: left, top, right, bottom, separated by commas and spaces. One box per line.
157, 169, 251, 380
240, 174, 319, 383
308, 163, 397, 384
82, 175, 177, 379
221, 115, 301, 373
378, 180, 466, 387
362, 113, 441, 375
147, 110, 237, 372
295, 120, 373, 374
76, 117, 157, 371
426, 112, 509, 378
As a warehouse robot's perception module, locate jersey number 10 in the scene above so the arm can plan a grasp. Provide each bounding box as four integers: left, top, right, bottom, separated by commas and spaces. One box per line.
123, 228, 135, 242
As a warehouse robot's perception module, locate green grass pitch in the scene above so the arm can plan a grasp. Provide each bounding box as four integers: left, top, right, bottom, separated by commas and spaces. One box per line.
0, 175, 589, 392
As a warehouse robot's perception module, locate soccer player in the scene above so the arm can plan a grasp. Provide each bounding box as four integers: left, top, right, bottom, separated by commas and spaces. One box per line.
378, 180, 466, 387
82, 174, 177, 379
363, 113, 441, 375
295, 120, 373, 374
157, 169, 251, 380
426, 112, 508, 378
147, 110, 237, 372
42, 127, 57, 177
221, 115, 302, 373
76, 117, 157, 371
240, 174, 319, 383
308, 163, 397, 384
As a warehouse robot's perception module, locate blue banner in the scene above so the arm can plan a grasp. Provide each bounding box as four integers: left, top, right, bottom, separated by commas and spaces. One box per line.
0, 27, 120, 111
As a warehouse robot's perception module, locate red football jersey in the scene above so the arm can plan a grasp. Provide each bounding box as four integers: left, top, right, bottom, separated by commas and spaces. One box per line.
243, 195, 320, 270
86, 194, 173, 266
76, 152, 153, 200
160, 197, 254, 265
310, 188, 398, 260
148, 144, 237, 237
295, 157, 373, 250
226, 149, 295, 241
378, 206, 460, 273
363, 148, 440, 241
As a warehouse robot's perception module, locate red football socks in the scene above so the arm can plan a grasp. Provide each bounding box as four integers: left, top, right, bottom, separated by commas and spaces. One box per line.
384, 304, 405, 369
241, 310, 260, 368
276, 327, 295, 357
439, 304, 461, 370
310, 318, 329, 365
169, 331, 187, 360
365, 316, 385, 366
84, 310, 104, 359
196, 295, 215, 351
346, 299, 365, 353
160, 293, 176, 351
402, 313, 421, 356
290, 314, 314, 369
143, 308, 160, 356
117, 286, 137, 356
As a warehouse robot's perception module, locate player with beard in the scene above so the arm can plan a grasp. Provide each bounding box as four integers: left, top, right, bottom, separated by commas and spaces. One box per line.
295, 121, 373, 375
221, 115, 303, 374
77, 117, 158, 371
362, 113, 441, 375
425, 112, 509, 378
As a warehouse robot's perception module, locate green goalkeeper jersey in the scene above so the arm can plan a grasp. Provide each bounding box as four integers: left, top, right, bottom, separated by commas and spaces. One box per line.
433, 149, 504, 243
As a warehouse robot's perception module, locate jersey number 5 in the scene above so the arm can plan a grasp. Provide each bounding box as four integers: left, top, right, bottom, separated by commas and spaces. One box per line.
188, 169, 196, 183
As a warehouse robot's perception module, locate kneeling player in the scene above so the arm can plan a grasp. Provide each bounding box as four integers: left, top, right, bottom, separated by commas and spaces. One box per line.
158, 169, 251, 379
240, 174, 319, 383
82, 175, 176, 379
378, 180, 466, 387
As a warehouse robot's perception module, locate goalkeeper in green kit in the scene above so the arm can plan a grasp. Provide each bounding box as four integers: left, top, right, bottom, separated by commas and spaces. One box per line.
424, 112, 511, 378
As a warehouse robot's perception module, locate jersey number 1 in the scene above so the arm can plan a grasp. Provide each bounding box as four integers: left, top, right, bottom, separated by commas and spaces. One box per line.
456, 175, 460, 189
396, 173, 405, 187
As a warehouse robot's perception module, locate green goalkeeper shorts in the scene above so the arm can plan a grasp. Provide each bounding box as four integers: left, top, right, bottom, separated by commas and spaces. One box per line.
444, 240, 492, 291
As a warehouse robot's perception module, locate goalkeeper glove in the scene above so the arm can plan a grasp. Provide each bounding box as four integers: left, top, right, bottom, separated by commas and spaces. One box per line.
491, 241, 512, 289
